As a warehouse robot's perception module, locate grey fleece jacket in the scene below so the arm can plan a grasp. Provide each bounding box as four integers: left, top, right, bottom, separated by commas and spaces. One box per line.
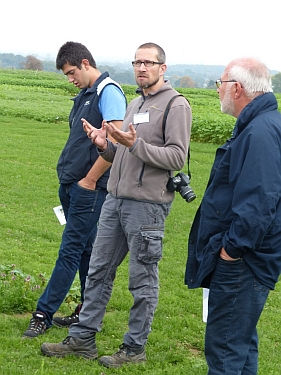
100, 81, 192, 203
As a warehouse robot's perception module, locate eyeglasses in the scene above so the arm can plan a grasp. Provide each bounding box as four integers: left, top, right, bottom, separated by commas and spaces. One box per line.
215, 79, 237, 88
132, 60, 163, 67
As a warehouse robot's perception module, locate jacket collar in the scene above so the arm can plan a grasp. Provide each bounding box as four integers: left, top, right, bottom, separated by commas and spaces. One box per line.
233, 92, 277, 137
136, 80, 173, 99
73, 71, 110, 99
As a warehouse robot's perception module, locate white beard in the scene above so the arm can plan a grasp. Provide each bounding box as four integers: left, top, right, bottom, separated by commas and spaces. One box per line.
221, 87, 235, 116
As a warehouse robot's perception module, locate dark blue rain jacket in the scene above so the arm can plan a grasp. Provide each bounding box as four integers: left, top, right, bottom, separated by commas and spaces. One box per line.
185, 92, 281, 290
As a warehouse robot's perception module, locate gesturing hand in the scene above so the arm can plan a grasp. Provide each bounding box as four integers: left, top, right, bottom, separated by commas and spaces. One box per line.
82, 118, 107, 150
103, 121, 136, 148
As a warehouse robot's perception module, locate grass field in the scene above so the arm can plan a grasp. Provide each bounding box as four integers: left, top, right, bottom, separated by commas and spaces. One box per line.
1, 70, 281, 374
1, 118, 281, 374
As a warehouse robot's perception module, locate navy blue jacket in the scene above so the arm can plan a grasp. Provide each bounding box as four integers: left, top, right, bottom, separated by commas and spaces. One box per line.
57, 72, 125, 188
185, 92, 281, 290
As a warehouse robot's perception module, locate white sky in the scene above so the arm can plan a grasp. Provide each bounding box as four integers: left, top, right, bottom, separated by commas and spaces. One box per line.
1, 0, 280, 72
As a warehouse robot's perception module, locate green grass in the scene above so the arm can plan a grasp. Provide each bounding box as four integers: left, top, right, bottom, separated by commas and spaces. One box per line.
1, 117, 281, 374
1, 69, 281, 374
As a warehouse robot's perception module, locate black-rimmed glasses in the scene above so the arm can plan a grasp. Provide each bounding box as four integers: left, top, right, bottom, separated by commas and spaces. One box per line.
132, 60, 163, 67
215, 79, 237, 88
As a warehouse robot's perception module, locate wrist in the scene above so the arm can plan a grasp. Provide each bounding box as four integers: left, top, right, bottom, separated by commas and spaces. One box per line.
98, 139, 108, 152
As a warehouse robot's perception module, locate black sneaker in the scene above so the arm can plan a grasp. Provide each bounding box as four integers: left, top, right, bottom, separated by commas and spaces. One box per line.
41, 335, 98, 359
52, 303, 82, 328
23, 311, 47, 338
98, 343, 146, 368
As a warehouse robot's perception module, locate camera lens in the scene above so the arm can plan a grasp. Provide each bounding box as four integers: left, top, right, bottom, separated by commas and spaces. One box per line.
179, 186, 196, 203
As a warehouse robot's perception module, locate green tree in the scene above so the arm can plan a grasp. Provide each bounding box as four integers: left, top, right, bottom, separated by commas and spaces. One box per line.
193, 75, 206, 88
113, 71, 135, 85
99, 65, 116, 76
43, 60, 57, 73
207, 79, 216, 89
272, 73, 281, 93
0, 53, 25, 69
169, 74, 181, 88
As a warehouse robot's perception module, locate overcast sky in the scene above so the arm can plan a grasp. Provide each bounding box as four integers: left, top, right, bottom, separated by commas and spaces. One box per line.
1, 0, 280, 72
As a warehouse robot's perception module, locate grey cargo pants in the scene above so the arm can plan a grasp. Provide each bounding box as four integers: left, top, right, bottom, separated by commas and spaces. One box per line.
69, 193, 171, 347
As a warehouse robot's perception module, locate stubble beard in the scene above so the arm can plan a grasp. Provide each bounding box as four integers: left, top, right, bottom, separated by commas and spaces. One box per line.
137, 76, 160, 89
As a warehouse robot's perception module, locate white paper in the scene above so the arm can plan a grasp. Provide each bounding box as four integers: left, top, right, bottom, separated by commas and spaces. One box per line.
203, 288, 209, 323
53, 205, 66, 225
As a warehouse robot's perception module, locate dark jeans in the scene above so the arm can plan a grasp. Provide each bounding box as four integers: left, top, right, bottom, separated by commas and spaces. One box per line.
36, 182, 107, 327
205, 258, 270, 375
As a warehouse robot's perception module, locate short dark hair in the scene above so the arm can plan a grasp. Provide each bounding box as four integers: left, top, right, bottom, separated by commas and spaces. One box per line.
136, 42, 166, 64
56, 41, 97, 70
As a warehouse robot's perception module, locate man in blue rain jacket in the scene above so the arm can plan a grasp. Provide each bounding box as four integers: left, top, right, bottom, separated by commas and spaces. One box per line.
185, 57, 281, 375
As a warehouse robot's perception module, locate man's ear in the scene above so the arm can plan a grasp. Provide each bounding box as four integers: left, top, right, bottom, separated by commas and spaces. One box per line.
81, 59, 90, 70
234, 82, 243, 98
160, 63, 167, 76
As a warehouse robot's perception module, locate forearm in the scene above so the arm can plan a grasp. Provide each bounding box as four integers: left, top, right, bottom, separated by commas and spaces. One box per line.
79, 156, 111, 190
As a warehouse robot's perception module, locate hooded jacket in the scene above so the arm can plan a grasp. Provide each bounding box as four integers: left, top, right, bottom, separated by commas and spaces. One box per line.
185, 92, 281, 290
100, 81, 192, 203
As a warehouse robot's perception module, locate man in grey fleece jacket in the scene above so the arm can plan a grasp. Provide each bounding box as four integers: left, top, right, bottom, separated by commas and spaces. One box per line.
40, 42, 192, 368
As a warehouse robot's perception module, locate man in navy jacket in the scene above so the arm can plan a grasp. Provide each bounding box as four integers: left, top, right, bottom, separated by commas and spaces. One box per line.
23, 42, 126, 338
185, 57, 281, 375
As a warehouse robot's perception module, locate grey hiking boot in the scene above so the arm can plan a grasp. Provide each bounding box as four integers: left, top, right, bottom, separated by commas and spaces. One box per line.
98, 343, 146, 368
52, 303, 82, 328
41, 335, 98, 359
23, 311, 47, 338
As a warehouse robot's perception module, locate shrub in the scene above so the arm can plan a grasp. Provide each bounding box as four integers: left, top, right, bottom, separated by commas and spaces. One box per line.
0, 264, 48, 313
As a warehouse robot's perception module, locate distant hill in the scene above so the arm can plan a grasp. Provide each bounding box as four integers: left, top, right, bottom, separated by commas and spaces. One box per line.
0, 52, 279, 89
0, 52, 58, 73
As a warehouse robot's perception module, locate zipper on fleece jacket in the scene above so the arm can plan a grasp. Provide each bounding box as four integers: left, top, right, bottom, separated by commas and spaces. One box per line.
116, 97, 146, 195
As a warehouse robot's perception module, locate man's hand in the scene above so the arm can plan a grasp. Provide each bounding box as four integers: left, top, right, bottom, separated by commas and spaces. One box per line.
104, 121, 136, 148
220, 247, 241, 261
82, 118, 107, 151
78, 177, 96, 191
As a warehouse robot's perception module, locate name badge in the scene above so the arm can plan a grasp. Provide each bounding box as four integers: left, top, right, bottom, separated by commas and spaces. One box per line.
133, 112, 149, 124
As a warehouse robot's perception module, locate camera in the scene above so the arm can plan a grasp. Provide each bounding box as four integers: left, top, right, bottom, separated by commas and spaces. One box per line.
166, 172, 196, 203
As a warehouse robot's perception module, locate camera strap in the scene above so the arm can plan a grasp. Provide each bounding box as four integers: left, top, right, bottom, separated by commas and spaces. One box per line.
162, 94, 191, 179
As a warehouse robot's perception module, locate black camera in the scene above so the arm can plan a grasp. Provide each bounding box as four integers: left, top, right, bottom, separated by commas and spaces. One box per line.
166, 172, 196, 203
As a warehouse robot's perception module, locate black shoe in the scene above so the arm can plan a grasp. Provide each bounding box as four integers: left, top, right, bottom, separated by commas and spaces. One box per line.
41, 335, 98, 359
23, 311, 47, 338
52, 303, 82, 328
98, 343, 146, 368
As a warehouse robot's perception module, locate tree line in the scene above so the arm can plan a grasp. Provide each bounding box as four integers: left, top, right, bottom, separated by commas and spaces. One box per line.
1, 52, 281, 92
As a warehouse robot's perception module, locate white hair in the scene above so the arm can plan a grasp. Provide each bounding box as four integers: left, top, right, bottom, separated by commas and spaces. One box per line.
227, 58, 273, 98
